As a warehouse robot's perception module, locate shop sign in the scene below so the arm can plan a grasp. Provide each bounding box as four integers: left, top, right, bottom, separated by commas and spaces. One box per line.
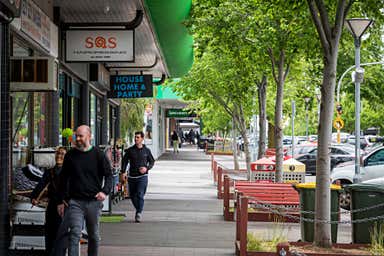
20, 0, 51, 51
166, 109, 197, 118
108, 75, 153, 98
66, 30, 134, 62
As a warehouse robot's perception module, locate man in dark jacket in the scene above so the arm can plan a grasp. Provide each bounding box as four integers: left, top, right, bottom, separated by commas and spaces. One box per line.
56, 125, 112, 256
31, 147, 67, 256
121, 131, 155, 222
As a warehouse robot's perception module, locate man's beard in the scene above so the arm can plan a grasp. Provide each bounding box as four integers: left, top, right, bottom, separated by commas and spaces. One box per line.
76, 141, 87, 150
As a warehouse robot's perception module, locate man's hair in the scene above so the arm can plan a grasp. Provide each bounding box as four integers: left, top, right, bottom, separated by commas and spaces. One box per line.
135, 131, 144, 138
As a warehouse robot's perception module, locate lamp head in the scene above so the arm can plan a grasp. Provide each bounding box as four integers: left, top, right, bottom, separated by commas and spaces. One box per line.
345, 18, 373, 40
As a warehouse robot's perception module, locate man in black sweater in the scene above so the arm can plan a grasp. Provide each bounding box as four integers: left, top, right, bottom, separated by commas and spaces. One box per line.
55, 125, 112, 256
122, 131, 155, 222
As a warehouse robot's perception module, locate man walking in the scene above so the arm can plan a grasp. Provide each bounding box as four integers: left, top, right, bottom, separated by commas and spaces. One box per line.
122, 131, 155, 222
56, 125, 112, 256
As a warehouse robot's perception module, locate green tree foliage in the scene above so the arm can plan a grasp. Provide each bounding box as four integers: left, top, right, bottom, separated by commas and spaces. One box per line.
119, 99, 147, 144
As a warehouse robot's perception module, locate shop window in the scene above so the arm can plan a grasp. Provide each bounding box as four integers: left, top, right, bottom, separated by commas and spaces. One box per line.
12, 92, 29, 148
89, 93, 104, 145
33, 92, 47, 146
90, 93, 97, 145
59, 72, 81, 144
12, 92, 29, 168
109, 106, 117, 143
106, 105, 110, 142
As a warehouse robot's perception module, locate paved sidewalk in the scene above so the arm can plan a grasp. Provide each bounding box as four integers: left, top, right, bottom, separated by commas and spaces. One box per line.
81, 146, 352, 256
86, 146, 235, 256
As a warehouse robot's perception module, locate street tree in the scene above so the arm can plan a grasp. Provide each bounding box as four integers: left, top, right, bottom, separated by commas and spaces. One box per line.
242, 0, 315, 181
120, 99, 147, 144
306, 0, 384, 247
173, 48, 255, 178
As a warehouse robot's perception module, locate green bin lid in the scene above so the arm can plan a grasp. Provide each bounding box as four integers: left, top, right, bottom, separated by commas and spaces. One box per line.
295, 182, 341, 190
345, 182, 384, 193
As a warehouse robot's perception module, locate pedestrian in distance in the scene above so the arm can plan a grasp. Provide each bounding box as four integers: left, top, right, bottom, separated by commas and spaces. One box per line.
121, 131, 155, 223
55, 125, 112, 256
31, 147, 67, 256
171, 130, 179, 153
188, 129, 195, 145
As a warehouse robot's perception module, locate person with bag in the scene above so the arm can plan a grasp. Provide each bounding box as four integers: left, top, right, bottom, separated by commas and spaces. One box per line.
30, 147, 67, 256
121, 131, 155, 223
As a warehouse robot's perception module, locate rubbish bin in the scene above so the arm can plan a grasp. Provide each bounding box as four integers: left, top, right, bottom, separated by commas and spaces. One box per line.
294, 182, 341, 243
345, 182, 384, 244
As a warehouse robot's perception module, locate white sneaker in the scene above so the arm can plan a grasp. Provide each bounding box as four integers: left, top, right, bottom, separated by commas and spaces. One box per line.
135, 212, 142, 223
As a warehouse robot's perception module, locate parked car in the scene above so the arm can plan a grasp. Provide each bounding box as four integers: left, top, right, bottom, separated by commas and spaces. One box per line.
286, 143, 317, 158
296, 145, 355, 175
197, 135, 215, 149
331, 132, 350, 143
331, 146, 384, 209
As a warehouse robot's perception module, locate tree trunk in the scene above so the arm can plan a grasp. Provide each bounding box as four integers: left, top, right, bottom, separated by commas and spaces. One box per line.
257, 75, 267, 159
239, 127, 251, 180
232, 117, 240, 170
268, 122, 275, 148
306, 0, 351, 248
274, 54, 286, 183
314, 58, 337, 248
234, 104, 252, 180
268, 48, 289, 183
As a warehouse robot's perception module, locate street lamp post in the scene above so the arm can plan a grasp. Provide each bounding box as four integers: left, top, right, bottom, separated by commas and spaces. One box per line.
304, 97, 311, 141
345, 18, 373, 183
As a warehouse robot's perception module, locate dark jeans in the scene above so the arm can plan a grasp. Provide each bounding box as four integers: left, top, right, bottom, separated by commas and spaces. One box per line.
53, 199, 102, 256
128, 175, 148, 214
45, 201, 62, 256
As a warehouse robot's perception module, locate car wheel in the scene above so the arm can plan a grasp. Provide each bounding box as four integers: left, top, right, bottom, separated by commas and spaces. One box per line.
339, 190, 351, 210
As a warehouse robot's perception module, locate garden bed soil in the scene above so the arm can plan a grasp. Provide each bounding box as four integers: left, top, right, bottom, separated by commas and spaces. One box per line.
236, 241, 371, 256
289, 243, 370, 255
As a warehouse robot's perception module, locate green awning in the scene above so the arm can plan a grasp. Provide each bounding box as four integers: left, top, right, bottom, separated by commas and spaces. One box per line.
144, 0, 193, 78
156, 85, 181, 100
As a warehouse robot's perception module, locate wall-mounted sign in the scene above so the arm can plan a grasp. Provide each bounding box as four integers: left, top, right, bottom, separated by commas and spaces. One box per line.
66, 30, 134, 62
20, 0, 51, 51
108, 75, 153, 98
166, 109, 197, 118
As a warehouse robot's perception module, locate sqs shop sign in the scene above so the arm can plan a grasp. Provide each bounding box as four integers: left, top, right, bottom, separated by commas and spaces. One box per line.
108, 75, 153, 98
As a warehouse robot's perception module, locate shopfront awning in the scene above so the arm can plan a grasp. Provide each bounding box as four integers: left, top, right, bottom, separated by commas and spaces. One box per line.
144, 0, 193, 78
54, 0, 193, 79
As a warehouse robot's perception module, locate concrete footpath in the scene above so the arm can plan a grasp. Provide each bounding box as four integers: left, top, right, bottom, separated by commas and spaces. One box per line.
82, 146, 352, 256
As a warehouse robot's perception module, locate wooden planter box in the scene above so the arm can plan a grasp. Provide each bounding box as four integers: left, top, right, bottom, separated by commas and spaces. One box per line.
235, 241, 370, 256
224, 176, 300, 222
235, 196, 370, 256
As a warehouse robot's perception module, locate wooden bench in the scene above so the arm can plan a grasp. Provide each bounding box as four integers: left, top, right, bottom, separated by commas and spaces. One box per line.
223, 175, 300, 222
216, 166, 247, 199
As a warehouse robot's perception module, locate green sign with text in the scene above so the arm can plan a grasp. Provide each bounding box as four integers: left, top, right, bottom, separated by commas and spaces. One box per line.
166, 109, 196, 118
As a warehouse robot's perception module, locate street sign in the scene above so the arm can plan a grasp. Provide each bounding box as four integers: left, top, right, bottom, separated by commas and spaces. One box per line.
166, 109, 196, 118
333, 116, 344, 130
